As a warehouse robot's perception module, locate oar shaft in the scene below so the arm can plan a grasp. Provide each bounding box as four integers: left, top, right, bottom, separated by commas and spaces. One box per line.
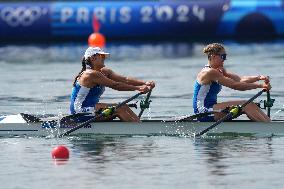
117, 92, 143, 109
59, 92, 144, 137
241, 89, 265, 108
178, 110, 227, 122
195, 113, 232, 137
59, 113, 100, 137
195, 89, 266, 137
59, 94, 143, 125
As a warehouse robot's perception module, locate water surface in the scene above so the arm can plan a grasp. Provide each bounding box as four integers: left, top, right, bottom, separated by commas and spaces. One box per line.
0, 41, 284, 189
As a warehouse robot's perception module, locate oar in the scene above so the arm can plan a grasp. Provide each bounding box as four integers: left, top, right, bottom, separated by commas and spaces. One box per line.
138, 89, 152, 118
164, 111, 222, 122
58, 92, 144, 137
20, 113, 41, 123
59, 112, 99, 126
165, 107, 232, 122
194, 89, 266, 137
165, 109, 230, 122
59, 102, 139, 125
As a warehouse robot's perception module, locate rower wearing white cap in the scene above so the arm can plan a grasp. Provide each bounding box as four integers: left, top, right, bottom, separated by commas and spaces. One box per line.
70, 47, 155, 122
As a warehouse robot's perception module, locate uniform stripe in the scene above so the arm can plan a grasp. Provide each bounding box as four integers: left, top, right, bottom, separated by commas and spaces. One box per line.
70, 81, 104, 114
74, 85, 91, 113
196, 84, 211, 113
193, 80, 221, 114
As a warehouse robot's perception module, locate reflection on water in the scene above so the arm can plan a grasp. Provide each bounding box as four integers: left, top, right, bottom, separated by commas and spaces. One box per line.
193, 137, 277, 181
61, 135, 284, 188
1, 133, 284, 188
70, 136, 157, 164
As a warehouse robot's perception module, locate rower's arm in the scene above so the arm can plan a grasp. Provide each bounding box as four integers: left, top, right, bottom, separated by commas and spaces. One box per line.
223, 68, 269, 84
240, 75, 270, 83
90, 71, 141, 91
239, 76, 260, 83
208, 69, 264, 91
102, 67, 146, 86
222, 68, 241, 81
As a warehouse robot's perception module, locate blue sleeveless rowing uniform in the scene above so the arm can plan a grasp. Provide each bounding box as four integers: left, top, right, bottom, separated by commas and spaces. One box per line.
192, 67, 222, 122
70, 81, 105, 114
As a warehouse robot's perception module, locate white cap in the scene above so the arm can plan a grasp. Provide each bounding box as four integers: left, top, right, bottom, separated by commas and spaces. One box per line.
84, 47, 110, 59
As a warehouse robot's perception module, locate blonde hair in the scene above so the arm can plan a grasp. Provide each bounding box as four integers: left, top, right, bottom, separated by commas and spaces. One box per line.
203, 43, 225, 57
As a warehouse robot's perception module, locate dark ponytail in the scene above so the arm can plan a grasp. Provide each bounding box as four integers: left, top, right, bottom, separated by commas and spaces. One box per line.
72, 57, 87, 87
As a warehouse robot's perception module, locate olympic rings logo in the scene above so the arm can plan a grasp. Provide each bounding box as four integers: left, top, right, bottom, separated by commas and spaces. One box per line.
0, 6, 46, 27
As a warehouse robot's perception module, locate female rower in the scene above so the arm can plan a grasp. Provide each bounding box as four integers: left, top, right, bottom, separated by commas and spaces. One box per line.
70, 46, 155, 122
193, 43, 271, 122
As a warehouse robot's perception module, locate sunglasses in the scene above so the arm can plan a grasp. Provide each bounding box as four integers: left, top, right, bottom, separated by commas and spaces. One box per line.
218, 53, 227, 61
92, 54, 106, 59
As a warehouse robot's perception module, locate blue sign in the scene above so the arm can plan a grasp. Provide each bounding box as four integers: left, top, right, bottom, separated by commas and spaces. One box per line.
51, 0, 228, 38
0, 0, 284, 41
0, 3, 50, 40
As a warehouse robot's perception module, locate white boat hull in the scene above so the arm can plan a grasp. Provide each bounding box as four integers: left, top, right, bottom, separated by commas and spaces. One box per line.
1, 119, 284, 137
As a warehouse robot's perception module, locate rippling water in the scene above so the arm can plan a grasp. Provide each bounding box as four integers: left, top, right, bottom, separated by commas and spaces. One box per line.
1, 136, 284, 189
1, 40, 284, 189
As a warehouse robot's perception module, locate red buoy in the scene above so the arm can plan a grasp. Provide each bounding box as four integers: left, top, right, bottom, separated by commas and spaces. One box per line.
51, 145, 70, 159
88, 15, 106, 47
88, 32, 106, 48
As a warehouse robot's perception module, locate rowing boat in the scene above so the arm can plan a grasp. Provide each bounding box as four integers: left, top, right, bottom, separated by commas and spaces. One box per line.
0, 90, 279, 137
0, 114, 283, 137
